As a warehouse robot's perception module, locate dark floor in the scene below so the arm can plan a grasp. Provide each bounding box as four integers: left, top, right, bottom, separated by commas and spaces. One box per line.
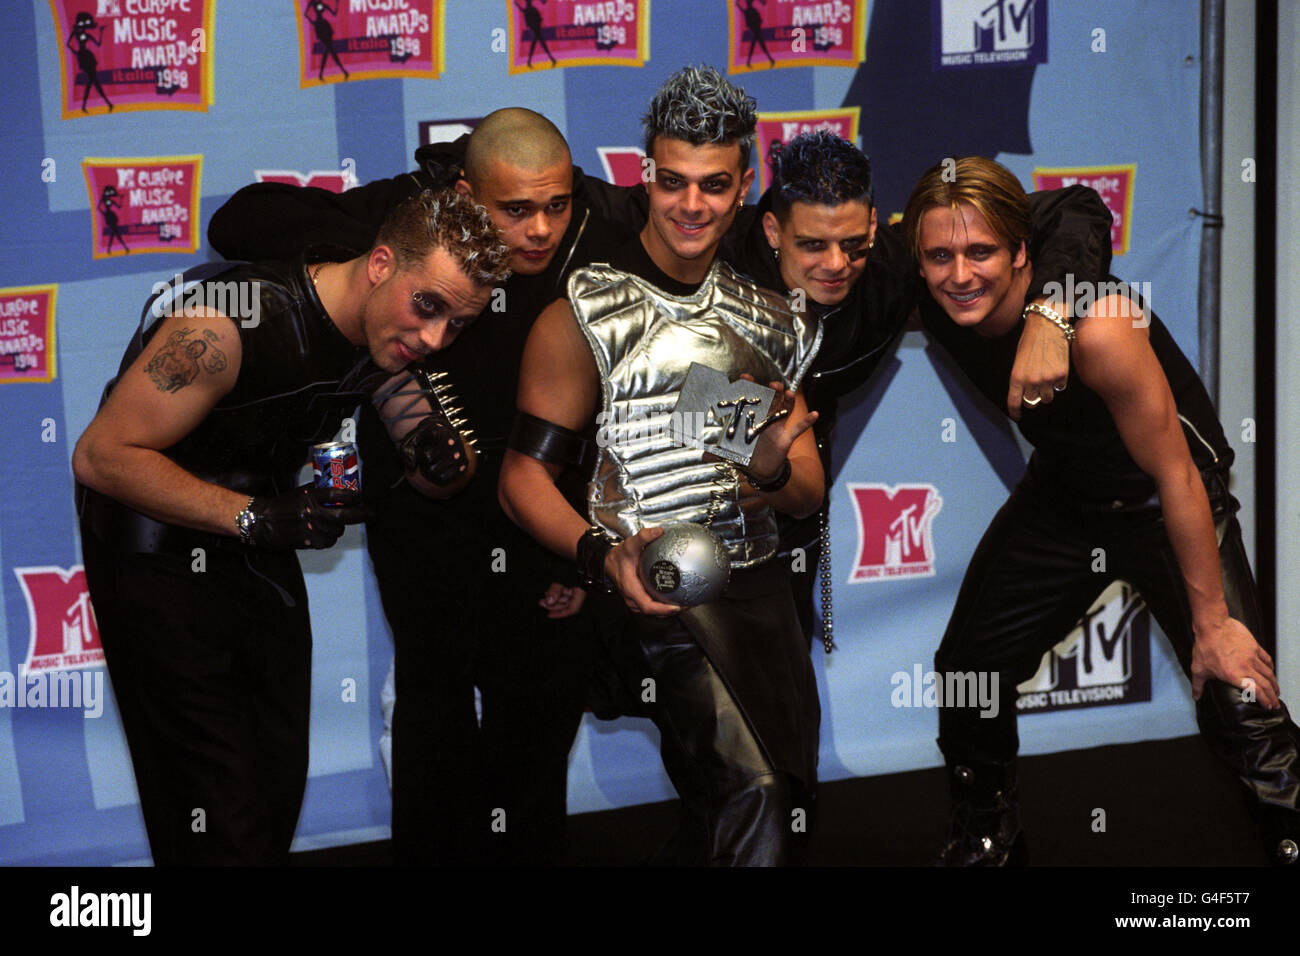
12, 736, 1281, 942
290, 733, 1271, 867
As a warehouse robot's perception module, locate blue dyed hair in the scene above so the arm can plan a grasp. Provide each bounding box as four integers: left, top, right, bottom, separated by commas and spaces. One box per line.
770, 131, 874, 221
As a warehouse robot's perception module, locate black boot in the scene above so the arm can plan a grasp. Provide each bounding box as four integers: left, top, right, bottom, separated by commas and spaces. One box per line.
935, 760, 1027, 866
1274, 838, 1299, 866
1251, 806, 1300, 866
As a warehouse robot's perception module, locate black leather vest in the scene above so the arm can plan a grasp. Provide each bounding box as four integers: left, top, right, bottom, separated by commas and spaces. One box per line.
111, 258, 383, 498
80, 258, 385, 556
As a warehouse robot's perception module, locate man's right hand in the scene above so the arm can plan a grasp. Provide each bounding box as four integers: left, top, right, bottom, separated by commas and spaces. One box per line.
245, 485, 368, 550
1191, 616, 1282, 710
1008, 304, 1071, 420
605, 527, 683, 617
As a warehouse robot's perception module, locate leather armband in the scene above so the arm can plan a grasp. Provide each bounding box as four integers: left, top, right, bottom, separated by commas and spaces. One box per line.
509, 411, 588, 467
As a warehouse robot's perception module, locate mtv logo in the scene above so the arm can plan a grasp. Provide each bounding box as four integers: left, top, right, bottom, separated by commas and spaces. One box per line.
1019, 581, 1146, 692
14, 566, 104, 675
847, 483, 943, 582
938, 0, 1041, 58
668, 363, 777, 468
255, 169, 351, 193
97, 0, 122, 17
597, 147, 647, 189
116, 168, 135, 189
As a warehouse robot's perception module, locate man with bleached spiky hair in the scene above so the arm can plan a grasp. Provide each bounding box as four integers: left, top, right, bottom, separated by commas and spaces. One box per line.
500, 65, 823, 866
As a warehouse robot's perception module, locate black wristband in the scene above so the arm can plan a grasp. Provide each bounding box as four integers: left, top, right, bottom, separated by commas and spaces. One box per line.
749, 459, 792, 493
575, 526, 616, 591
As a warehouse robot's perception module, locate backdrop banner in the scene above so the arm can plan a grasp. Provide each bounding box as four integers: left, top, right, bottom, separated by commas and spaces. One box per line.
0, 0, 1203, 864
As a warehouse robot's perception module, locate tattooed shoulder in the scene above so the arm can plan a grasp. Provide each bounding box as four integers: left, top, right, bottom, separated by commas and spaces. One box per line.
199, 329, 229, 374
144, 326, 231, 393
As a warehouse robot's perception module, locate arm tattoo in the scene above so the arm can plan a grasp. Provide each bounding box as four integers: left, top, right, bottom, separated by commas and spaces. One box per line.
145, 327, 229, 393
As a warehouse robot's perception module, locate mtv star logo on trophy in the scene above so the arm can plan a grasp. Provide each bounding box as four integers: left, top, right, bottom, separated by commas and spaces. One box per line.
667, 362, 783, 469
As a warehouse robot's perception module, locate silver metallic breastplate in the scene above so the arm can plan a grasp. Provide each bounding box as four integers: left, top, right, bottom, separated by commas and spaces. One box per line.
570, 259, 821, 567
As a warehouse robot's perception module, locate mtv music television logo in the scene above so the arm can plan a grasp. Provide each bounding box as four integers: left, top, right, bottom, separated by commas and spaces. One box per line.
14, 566, 104, 674
847, 483, 943, 582
934, 0, 1047, 69
1016, 580, 1153, 713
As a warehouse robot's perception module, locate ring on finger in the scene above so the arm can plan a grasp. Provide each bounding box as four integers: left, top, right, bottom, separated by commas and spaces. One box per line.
1022, 395, 1043, 407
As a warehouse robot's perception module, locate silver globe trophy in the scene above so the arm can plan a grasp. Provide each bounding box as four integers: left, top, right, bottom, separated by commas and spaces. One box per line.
639, 522, 731, 607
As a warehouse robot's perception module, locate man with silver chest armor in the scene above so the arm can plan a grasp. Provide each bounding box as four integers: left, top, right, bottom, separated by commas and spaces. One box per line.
500, 65, 824, 865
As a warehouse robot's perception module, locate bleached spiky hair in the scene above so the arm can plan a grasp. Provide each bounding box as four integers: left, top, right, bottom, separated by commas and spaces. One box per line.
374, 189, 511, 286
643, 65, 758, 168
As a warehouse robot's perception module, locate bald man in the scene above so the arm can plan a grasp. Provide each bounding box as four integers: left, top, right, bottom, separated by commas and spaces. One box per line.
210, 109, 632, 865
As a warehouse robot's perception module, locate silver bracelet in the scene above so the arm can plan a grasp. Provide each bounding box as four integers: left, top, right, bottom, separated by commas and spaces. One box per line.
1023, 301, 1076, 344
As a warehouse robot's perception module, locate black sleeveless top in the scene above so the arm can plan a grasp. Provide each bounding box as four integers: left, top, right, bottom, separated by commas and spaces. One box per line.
108, 258, 383, 498
920, 278, 1232, 508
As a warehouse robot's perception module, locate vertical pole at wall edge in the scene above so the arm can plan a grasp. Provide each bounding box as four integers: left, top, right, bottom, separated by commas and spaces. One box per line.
1255, 0, 1278, 644
1198, 0, 1225, 406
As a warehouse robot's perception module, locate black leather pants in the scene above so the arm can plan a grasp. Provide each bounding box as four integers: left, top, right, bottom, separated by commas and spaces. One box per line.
631, 602, 816, 866
935, 471, 1300, 849
640, 626, 792, 865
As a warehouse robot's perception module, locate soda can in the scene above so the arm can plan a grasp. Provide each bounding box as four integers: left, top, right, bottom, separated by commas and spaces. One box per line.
312, 441, 360, 506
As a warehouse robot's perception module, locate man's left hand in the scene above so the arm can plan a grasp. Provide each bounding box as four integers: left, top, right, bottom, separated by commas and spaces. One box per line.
742, 378, 817, 484
398, 415, 472, 486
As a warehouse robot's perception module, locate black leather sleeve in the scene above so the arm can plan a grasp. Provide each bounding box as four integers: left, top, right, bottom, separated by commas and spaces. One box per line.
572, 163, 649, 235
208, 172, 429, 261
1026, 184, 1115, 300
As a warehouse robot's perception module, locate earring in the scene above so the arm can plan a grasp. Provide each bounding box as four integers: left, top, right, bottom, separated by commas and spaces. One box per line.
772, 247, 780, 260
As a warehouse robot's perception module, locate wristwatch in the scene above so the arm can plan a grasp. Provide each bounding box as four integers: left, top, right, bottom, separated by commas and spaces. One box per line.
235, 497, 257, 545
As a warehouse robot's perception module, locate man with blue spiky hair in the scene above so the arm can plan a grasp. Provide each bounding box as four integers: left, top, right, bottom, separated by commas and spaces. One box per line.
725, 130, 1113, 650
501, 65, 823, 866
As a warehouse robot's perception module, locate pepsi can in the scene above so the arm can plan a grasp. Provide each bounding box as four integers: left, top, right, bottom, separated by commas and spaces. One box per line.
312, 441, 360, 506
